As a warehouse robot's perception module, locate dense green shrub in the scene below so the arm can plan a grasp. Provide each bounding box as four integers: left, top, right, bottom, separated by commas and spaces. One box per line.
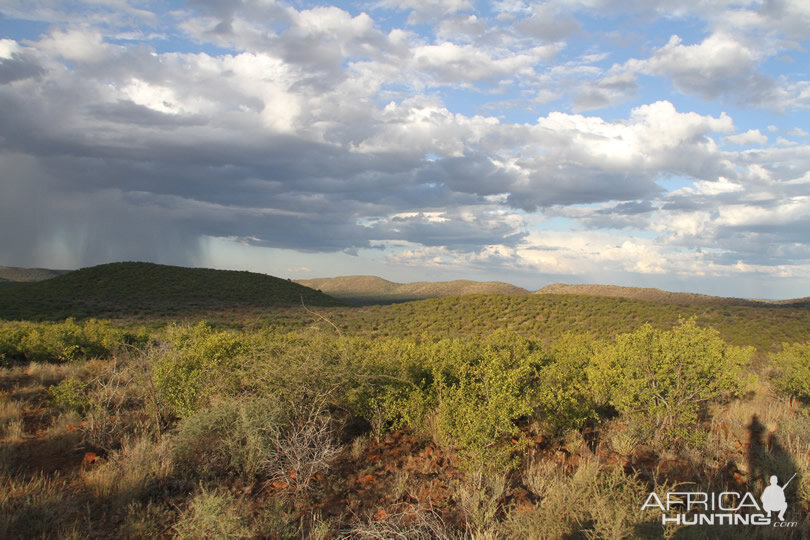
48, 377, 89, 414
588, 319, 754, 442
343, 337, 434, 438
153, 323, 246, 417
434, 332, 539, 476
532, 333, 599, 434
770, 341, 810, 400
0, 318, 127, 363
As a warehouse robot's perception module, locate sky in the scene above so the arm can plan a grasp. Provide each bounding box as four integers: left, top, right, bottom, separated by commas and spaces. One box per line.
1, 1, 810, 299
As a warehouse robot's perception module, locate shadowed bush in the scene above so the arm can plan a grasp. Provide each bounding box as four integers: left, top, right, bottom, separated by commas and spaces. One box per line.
173, 396, 285, 481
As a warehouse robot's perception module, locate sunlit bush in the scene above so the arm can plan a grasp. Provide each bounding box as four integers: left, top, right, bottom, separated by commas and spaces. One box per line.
48, 377, 89, 414
434, 332, 538, 476
532, 332, 599, 434
0, 318, 127, 364
770, 341, 810, 400
588, 318, 754, 442
153, 322, 246, 417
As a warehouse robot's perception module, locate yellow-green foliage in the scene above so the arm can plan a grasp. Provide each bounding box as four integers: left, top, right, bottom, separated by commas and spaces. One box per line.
153, 322, 247, 417
48, 377, 89, 415
589, 318, 754, 441
533, 332, 599, 434
341, 337, 433, 436
434, 332, 539, 475
0, 318, 126, 364
770, 341, 810, 400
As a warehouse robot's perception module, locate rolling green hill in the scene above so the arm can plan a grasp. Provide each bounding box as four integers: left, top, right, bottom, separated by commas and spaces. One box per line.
0, 262, 346, 320
296, 275, 530, 305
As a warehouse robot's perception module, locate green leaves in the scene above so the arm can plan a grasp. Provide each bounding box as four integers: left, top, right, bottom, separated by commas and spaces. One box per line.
153, 322, 247, 417
0, 318, 127, 363
434, 333, 537, 475
533, 333, 599, 434
48, 377, 89, 414
770, 341, 810, 400
588, 318, 754, 441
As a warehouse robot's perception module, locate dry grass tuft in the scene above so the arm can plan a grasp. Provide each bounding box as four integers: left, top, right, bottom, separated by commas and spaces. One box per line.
507, 457, 649, 540
341, 503, 453, 539
173, 486, 254, 540
82, 433, 172, 500
0, 471, 80, 537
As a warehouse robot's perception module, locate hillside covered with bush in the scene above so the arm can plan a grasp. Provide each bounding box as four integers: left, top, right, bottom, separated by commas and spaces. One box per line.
296, 275, 530, 305
0, 262, 346, 320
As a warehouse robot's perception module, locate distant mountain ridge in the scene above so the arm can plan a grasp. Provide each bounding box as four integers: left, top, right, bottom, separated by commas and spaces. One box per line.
535, 283, 810, 306
0, 262, 345, 320
2, 263, 807, 316
0, 266, 69, 283
296, 275, 530, 305
298, 276, 810, 307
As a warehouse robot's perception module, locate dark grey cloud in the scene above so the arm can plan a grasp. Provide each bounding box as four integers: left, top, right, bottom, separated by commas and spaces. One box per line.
506, 165, 663, 210
573, 200, 657, 230
87, 100, 208, 127
371, 211, 526, 250
0, 53, 45, 83
0, 38, 525, 267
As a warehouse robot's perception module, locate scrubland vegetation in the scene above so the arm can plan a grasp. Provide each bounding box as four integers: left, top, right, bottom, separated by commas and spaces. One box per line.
1, 265, 809, 537
2, 300, 809, 539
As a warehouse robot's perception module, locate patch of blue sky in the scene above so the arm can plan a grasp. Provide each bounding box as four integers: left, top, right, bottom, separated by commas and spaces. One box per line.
148, 32, 235, 57
529, 216, 577, 233
437, 84, 515, 118
309, 0, 366, 15
760, 48, 810, 79
656, 175, 695, 192
493, 103, 546, 125
0, 14, 49, 41
576, 8, 708, 49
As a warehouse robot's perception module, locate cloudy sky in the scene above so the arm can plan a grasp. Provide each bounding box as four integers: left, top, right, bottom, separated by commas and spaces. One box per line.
1, 0, 809, 298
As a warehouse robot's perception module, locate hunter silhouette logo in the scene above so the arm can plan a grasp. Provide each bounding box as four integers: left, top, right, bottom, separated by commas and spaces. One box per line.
642, 473, 799, 528
761, 474, 795, 522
